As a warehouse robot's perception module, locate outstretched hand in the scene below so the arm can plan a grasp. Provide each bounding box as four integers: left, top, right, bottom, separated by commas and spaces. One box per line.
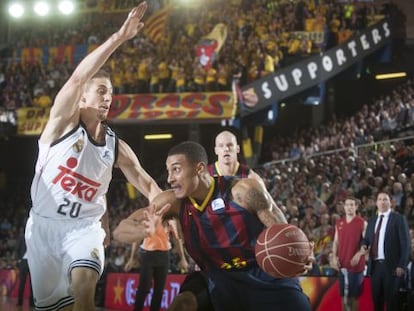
142, 203, 171, 236
118, 2, 148, 40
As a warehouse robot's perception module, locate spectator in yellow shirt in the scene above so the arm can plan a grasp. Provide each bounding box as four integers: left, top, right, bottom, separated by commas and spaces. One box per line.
33, 90, 52, 108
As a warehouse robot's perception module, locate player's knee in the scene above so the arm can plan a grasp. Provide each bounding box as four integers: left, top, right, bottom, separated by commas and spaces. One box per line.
167, 291, 197, 311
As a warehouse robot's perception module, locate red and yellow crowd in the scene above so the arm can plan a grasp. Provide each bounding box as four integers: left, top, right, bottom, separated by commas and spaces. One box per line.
1, 0, 389, 118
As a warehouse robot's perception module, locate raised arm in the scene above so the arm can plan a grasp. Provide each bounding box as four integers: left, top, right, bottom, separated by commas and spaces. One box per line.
117, 139, 162, 201
40, 2, 148, 144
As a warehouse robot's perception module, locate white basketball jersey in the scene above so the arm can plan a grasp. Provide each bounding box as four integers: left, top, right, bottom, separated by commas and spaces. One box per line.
30, 123, 117, 221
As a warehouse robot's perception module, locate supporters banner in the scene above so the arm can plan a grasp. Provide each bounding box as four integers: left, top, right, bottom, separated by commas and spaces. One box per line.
17, 107, 50, 135
103, 272, 375, 311
195, 23, 228, 70
108, 92, 236, 122
240, 19, 391, 115
144, 5, 174, 44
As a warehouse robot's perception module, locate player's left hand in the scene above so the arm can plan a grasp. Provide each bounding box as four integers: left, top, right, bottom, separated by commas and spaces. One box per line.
142, 203, 171, 236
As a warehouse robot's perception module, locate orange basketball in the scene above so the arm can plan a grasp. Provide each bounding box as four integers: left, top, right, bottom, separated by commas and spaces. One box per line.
255, 223, 311, 278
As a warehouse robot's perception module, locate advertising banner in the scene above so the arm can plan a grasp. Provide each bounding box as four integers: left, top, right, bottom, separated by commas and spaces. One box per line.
104, 273, 375, 311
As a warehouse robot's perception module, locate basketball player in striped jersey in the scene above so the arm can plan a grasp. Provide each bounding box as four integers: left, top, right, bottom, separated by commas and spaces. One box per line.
114, 141, 312, 311
25, 3, 162, 311
209, 130, 291, 223
208, 130, 260, 179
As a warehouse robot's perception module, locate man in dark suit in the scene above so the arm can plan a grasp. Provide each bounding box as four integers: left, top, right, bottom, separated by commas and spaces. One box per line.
361, 191, 410, 311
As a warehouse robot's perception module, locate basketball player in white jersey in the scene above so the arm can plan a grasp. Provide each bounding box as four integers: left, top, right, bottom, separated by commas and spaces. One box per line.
25, 3, 160, 311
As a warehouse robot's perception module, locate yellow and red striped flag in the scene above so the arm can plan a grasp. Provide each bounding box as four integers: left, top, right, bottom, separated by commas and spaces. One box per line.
144, 5, 173, 44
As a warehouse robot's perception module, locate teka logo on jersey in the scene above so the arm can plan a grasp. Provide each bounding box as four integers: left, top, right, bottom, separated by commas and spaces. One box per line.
52, 157, 101, 201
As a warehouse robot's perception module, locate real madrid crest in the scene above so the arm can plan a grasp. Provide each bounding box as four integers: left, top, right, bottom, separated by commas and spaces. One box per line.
91, 248, 100, 263
72, 139, 84, 153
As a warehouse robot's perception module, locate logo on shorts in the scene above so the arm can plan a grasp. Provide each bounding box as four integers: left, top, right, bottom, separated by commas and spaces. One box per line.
211, 198, 225, 211
72, 139, 84, 153
91, 248, 100, 262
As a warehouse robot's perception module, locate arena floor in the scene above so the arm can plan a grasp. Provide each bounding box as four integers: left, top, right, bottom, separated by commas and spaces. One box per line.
0, 297, 119, 311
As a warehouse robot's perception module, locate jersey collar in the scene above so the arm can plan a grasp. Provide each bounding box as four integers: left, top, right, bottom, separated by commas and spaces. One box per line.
189, 177, 215, 212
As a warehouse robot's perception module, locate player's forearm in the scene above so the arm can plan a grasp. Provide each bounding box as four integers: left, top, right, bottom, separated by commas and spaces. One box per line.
257, 207, 287, 228
71, 32, 125, 84
113, 218, 149, 244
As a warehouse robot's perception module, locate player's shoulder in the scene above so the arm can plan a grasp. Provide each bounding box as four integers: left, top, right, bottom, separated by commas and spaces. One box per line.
229, 176, 263, 193
104, 123, 117, 138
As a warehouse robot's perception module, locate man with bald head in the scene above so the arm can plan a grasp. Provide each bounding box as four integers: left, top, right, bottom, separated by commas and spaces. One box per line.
208, 130, 263, 181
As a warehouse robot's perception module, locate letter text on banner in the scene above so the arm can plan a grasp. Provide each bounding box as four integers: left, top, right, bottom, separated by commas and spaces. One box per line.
108, 92, 236, 123
240, 19, 391, 116
17, 107, 50, 136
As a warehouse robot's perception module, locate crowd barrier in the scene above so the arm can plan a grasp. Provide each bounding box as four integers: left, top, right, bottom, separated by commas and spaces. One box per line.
1, 269, 375, 310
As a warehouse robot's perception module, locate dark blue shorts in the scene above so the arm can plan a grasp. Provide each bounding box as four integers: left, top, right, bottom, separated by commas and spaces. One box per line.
181, 268, 311, 311
338, 269, 364, 298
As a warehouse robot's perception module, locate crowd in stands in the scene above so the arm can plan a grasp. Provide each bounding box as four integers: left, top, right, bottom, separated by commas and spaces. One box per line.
0, 0, 412, 280
0, 0, 389, 121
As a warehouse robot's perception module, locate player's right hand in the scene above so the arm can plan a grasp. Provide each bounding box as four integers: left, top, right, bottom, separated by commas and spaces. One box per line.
118, 2, 147, 40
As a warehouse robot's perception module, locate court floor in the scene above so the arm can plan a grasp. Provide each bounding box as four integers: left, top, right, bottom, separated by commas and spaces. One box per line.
0, 297, 119, 311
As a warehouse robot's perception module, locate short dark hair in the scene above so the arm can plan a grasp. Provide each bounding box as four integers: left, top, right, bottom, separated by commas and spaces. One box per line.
168, 141, 208, 165
345, 195, 360, 206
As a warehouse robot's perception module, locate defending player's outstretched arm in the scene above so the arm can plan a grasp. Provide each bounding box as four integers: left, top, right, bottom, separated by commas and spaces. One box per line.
41, 2, 148, 145
113, 190, 179, 244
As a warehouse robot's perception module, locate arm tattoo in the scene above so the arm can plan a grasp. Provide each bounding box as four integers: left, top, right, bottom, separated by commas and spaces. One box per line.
271, 204, 288, 224
244, 188, 268, 212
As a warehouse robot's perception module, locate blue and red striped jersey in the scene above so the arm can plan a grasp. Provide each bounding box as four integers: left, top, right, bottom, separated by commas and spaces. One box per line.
179, 176, 264, 271
207, 161, 251, 178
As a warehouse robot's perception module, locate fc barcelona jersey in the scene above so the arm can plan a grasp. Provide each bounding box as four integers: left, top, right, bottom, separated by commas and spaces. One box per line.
207, 161, 251, 178
179, 176, 264, 271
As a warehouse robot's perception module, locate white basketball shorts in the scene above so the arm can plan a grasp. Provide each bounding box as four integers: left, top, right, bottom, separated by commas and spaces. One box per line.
25, 210, 106, 310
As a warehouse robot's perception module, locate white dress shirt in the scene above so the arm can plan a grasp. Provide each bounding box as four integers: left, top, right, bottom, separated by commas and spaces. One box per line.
375, 209, 391, 260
